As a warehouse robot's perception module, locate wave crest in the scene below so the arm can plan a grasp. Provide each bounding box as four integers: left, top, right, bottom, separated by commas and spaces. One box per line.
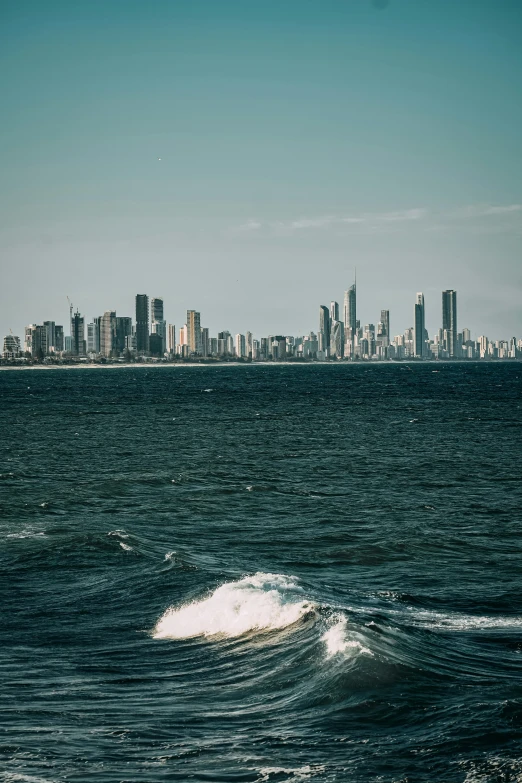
321, 615, 372, 658
153, 572, 314, 640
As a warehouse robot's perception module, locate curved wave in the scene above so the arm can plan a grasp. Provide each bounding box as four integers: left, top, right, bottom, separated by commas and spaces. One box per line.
153, 572, 315, 639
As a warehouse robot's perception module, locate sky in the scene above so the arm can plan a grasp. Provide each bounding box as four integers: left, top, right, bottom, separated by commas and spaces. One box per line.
1, 0, 521, 342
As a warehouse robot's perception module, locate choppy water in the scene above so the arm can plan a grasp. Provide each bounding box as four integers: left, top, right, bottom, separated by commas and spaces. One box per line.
1, 363, 521, 783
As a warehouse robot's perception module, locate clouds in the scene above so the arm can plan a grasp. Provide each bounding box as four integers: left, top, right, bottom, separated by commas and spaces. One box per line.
449, 204, 522, 219
230, 204, 522, 235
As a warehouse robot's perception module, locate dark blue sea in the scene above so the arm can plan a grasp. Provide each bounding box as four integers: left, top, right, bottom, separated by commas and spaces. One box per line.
1, 363, 521, 783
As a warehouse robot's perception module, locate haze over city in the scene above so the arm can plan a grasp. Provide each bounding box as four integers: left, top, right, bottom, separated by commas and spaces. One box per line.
1, 0, 522, 341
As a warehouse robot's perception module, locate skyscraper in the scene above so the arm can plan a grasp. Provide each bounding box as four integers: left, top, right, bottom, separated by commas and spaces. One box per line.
151, 297, 166, 354
330, 321, 344, 359
87, 322, 99, 354
201, 327, 209, 357
330, 301, 339, 323
235, 333, 246, 358
344, 284, 356, 333
380, 310, 390, 346
54, 325, 64, 352
135, 295, 149, 354
100, 311, 117, 357
167, 324, 176, 355
414, 293, 425, 358
43, 321, 56, 353
319, 305, 330, 352
186, 310, 202, 354
442, 290, 457, 357
115, 316, 133, 354
71, 310, 85, 356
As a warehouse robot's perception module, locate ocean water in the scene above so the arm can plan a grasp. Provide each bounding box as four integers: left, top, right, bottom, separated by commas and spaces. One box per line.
1, 363, 521, 783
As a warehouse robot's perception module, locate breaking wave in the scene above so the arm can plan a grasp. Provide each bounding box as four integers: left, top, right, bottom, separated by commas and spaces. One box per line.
321, 615, 373, 658
153, 572, 315, 639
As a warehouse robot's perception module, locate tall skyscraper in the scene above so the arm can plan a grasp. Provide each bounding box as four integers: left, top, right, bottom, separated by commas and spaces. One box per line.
246, 331, 253, 359
235, 333, 246, 358
330, 321, 344, 359
87, 322, 99, 354
186, 310, 201, 354
115, 316, 133, 354
414, 293, 425, 357
71, 310, 85, 356
319, 306, 330, 352
167, 324, 176, 355
380, 310, 390, 345
43, 321, 56, 353
135, 295, 149, 354
442, 290, 457, 357
54, 325, 64, 352
201, 327, 209, 357
100, 311, 117, 357
330, 301, 339, 323
151, 297, 166, 354
344, 284, 357, 333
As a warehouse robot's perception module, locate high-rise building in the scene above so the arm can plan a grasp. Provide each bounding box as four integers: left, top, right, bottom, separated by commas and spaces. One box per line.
151, 298, 166, 354
380, 310, 390, 346
87, 322, 99, 354
235, 333, 246, 358
319, 306, 330, 353
33, 324, 48, 358
442, 290, 457, 357
414, 293, 425, 358
43, 321, 56, 353
186, 310, 202, 354
330, 321, 344, 359
151, 298, 163, 323
344, 284, 356, 333
167, 324, 176, 355
55, 325, 64, 352
100, 311, 117, 357
115, 317, 133, 354
24, 325, 35, 354
149, 333, 164, 356
201, 327, 209, 357
135, 295, 149, 354
246, 331, 253, 359
330, 301, 339, 323
71, 310, 85, 356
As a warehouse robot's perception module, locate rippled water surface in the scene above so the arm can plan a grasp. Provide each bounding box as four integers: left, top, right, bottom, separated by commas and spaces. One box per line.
1, 363, 521, 782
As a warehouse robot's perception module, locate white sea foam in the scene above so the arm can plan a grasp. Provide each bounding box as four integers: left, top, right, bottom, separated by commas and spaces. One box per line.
4, 775, 58, 783
321, 615, 372, 659
119, 542, 132, 551
257, 765, 326, 781
6, 531, 45, 539
153, 572, 313, 640
410, 610, 522, 631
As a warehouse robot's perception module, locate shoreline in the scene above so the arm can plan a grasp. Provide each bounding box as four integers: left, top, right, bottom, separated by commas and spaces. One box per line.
0, 359, 519, 372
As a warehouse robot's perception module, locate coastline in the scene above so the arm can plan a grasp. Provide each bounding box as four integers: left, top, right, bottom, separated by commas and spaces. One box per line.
0, 359, 519, 372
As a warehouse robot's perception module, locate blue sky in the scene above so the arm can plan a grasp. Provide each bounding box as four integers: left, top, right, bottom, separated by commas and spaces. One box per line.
1, 0, 521, 340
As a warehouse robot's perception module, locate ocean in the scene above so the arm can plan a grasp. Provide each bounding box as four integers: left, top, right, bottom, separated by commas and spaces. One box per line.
1, 363, 521, 783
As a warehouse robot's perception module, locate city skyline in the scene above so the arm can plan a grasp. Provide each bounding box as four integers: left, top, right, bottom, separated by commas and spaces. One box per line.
4, 285, 520, 363
2, 271, 521, 352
